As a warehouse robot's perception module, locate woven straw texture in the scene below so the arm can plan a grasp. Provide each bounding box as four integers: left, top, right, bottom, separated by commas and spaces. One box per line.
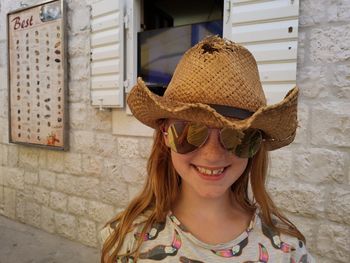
127, 36, 299, 151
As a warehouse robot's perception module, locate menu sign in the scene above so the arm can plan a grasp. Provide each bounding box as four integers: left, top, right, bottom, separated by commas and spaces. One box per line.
7, 0, 67, 150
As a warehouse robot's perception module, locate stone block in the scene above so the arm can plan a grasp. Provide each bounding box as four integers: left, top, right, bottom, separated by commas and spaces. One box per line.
68, 31, 90, 58
128, 183, 143, 203
55, 212, 77, 240
0, 41, 6, 66
311, 102, 350, 147
33, 186, 50, 206
68, 79, 90, 103
0, 185, 3, 211
0, 167, 3, 186
332, 64, 350, 89
67, 4, 90, 33
38, 170, 56, 189
69, 102, 89, 130
269, 148, 293, 180
75, 176, 100, 199
120, 157, 147, 184
82, 154, 104, 176
93, 133, 118, 158
327, 0, 350, 22
0, 144, 7, 165
56, 173, 76, 195
3, 167, 25, 190
104, 158, 122, 180
99, 177, 128, 207
297, 66, 329, 99
18, 147, 39, 170
3, 187, 15, 218
294, 103, 309, 144
77, 218, 98, 247
7, 145, 18, 167
294, 148, 346, 184
310, 25, 350, 63
68, 196, 88, 216
24, 171, 38, 185
41, 206, 56, 233
38, 150, 47, 169
70, 130, 95, 153
316, 223, 350, 261
299, 0, 327, 26
268, 180, 326, 216
87, 200, 115, 223
47, 150, 65, 172
69, 56, 89, 81
118, 137, 139, 158
138, 138, 153, 159
56, 173, 99, 199
0, 118, 8, 145
15, 192, 25, 223
89, 109, 113, 133
331, 64, 350, 100
25, 201, 41, 228
64, 152, 82, 175
50, 191, 68, 212
325, 188, 350, 225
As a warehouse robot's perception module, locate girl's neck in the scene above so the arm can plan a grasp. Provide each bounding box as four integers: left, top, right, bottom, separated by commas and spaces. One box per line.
172, 185, 241, 221
171, 185, 252, 245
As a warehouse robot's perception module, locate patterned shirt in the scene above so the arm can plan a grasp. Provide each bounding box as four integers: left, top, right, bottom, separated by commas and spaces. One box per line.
100, 209, 315, 263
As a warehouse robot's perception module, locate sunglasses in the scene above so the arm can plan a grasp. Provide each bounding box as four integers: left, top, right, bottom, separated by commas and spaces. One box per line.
162, 121, 263, 158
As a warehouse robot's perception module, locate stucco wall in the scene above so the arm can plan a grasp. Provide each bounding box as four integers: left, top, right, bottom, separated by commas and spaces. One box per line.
0, 0, 349, 262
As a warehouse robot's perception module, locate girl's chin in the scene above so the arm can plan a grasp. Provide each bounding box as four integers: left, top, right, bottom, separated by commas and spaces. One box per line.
195, 187, 230, 200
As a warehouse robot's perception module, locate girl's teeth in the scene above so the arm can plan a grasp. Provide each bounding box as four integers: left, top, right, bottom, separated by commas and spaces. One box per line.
196, 166, 224, 175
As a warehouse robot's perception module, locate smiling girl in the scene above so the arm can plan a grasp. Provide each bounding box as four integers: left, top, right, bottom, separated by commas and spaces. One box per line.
101, 36, 315, 263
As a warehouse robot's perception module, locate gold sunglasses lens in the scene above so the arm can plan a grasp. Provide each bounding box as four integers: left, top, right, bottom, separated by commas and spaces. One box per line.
187, 123, 208, 147
220, 127, 242, 152
167, 122, 208, 154
235, 129, 262, 158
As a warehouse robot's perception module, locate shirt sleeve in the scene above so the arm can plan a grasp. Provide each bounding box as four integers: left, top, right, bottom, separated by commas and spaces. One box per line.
100, 224, 137, 263
290, 239, 316, 263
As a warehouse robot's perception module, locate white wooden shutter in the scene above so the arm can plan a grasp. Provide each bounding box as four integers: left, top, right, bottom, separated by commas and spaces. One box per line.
90, 0, 124, 108
223, 0, 300, 104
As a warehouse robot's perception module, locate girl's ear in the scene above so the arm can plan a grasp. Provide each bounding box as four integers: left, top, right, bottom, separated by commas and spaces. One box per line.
159, 121, 170, 147
163, 129, 170, 147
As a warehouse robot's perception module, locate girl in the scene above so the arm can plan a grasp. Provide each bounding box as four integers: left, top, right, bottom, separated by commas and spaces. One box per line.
101, 36, 315, 263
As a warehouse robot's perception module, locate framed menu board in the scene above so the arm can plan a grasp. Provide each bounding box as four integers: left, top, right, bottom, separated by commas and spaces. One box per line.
7, 0, 68, 150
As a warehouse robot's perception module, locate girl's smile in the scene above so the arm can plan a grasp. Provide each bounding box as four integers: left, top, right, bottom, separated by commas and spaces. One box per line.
191, 164, 228, 181
167, 127, 248, 199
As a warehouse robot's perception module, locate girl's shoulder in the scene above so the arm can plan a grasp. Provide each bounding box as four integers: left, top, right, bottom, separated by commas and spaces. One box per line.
99, 210, 151, 249
255, 212, 315, 263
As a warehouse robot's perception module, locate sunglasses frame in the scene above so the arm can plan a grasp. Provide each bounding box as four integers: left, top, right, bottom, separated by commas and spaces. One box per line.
162, 120, 264, 158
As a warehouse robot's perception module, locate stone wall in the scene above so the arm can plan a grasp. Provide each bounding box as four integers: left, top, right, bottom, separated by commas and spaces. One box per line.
0, 0, 349, 262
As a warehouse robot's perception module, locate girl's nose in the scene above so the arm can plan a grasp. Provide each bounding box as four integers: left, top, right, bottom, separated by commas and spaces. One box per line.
198, 129, 227, 157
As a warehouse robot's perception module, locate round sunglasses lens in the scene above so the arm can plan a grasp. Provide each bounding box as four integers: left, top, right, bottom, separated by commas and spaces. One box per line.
220, 127, 242, 152
187, 123, 208, 147
220, 127, 240, 152
167, 122, 208, 154
235, 130, 262, 158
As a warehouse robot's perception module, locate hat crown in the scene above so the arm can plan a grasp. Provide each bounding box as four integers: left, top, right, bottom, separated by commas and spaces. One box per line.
164, 37, 266, 112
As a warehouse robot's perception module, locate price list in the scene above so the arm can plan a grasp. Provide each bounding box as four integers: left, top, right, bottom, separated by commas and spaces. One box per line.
8, 0, 66, 149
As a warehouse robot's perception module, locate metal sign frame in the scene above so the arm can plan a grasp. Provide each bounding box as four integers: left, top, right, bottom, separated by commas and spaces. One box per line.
7, 0, 68, 150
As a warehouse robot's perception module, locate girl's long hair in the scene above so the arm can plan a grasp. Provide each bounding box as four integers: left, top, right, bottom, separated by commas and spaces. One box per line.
101, 128, 305, 263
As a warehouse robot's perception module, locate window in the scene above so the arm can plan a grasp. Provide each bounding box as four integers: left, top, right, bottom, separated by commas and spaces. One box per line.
90, 0, 300, 136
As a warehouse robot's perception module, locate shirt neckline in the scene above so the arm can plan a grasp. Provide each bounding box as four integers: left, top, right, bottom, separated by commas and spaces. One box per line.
167, 208, 260, 250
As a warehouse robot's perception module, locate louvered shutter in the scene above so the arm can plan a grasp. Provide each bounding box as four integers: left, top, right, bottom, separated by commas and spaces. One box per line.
90, 0, 124, 108
223, 0, 300, 104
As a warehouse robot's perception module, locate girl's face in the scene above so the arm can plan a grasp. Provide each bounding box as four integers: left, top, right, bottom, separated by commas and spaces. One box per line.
164, 124, 248, 200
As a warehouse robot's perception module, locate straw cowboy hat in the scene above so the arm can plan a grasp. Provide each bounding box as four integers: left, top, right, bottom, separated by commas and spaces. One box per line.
127, 36, 298, 151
